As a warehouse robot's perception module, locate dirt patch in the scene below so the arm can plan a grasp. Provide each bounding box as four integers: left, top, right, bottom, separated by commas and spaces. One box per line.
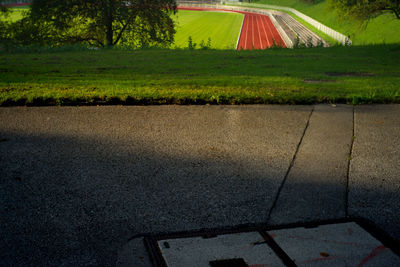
237, 56, 258, 59
96, 66, 128, 72
325, 72, 374, 77
43, 61, 60, 65
304, 79, 336, 84
262, 64, 279, 68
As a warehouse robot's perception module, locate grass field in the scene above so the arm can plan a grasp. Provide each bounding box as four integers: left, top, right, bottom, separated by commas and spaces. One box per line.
0, 6, 28, 21
1, 45, 399, 105
250, 0, 400, 45
172, 10, 243, 49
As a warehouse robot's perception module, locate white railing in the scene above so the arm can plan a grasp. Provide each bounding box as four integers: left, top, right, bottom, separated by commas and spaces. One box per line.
227, 2, 351, 45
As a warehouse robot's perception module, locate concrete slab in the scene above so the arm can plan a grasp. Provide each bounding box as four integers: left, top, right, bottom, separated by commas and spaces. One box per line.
268, 222, 400, 266
269, 104, 353, 224
157, 232, 284, 267
0, 105, 311, 266
349, 105, 400, 241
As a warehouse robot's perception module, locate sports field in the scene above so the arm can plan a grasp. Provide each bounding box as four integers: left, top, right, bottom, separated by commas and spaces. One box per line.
177, 7, 285, 50
172, 10, 243, 49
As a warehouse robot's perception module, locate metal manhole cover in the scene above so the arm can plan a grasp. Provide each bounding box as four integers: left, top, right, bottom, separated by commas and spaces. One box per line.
144, 219, 399, 267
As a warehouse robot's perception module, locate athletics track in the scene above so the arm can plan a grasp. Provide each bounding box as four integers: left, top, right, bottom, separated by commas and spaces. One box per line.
178, 6, 286, 50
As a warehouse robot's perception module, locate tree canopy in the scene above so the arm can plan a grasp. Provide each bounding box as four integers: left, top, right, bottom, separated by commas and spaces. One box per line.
0, 1, 10, 45
22, 0, 177, 47
328, 0, 400, 21
0, 2, 7, 14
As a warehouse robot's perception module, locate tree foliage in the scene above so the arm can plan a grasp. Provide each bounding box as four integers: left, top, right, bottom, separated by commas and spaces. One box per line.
0, 1, 8, 14
0, 1, 11, 45
328, 0, 400, 21
16, 0, 177, 47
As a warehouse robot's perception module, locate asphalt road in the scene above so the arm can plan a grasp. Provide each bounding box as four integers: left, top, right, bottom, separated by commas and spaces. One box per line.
1, 105, 399, 266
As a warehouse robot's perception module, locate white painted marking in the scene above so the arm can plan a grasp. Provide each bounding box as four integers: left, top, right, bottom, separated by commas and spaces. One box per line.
236, 13, 245, 50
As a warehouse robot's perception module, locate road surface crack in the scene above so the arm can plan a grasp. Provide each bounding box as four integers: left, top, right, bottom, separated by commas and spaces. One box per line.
345, 105, 355, 217
266, 106, 315, 223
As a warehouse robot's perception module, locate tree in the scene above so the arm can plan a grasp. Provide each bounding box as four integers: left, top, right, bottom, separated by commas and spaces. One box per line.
328, 0, 400, 21
0, 1, 7, 13
0, 0, 10, 20
0, 1, 10, 45
27, 0, 177, 47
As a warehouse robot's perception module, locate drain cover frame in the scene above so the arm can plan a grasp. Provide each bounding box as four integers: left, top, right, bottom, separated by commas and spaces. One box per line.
209, 258, 249, 267
144, 218, 399, 267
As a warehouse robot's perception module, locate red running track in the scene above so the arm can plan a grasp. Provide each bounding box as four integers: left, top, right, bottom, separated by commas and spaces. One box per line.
3, 3, 31, 7
178, 6, 286, 50
237, 12, 286, 50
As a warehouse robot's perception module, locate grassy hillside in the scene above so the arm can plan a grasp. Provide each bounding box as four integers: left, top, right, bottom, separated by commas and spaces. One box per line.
172, 10, 243, 49
1, 45, 399, 105
252, 0, 400, 45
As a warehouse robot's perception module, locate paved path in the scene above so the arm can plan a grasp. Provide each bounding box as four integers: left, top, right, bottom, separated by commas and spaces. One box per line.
0, 105, 399, 266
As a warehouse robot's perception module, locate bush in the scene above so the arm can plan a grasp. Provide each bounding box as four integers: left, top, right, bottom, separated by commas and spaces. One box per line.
199, 38, 212, 50
188, 36, 196, 50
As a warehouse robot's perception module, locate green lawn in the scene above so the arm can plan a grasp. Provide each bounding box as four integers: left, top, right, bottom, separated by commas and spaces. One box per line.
0, 7, 27, 22
0, 45, 399, 105
172, 10, 243, 49
245, 0, 400, 45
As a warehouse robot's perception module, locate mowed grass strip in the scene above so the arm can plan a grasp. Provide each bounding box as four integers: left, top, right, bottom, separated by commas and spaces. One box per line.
0, 45, 399, 105
172, 10, 243, 49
